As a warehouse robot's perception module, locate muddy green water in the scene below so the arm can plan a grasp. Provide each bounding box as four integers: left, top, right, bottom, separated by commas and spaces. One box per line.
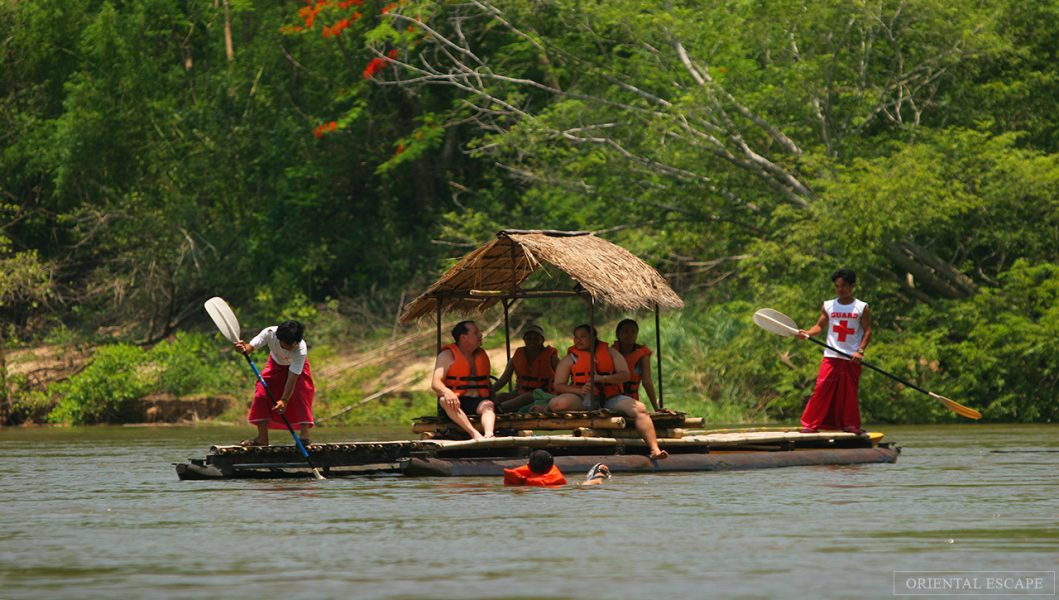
0, 424, 1056, 599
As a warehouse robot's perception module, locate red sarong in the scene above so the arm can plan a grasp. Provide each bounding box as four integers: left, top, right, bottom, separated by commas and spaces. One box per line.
800, 357, 862, 431
247, 356, 315, 429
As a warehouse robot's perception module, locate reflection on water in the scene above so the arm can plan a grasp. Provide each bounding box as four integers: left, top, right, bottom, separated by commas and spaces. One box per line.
1, 424, 1056, 599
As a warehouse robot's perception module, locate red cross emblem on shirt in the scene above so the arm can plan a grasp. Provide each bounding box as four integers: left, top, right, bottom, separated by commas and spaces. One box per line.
832, 320, 856, 342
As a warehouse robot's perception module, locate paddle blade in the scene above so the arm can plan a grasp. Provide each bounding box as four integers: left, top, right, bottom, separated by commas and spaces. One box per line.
204, 297, 241, 343
753, 308, 800, 337
930, 392, 982, 420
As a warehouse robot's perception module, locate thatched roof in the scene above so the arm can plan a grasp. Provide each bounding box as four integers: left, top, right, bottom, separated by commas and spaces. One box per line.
399, 230, 684, 323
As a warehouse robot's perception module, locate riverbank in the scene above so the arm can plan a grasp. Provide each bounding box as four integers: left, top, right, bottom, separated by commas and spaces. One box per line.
4, 304, 1036, 428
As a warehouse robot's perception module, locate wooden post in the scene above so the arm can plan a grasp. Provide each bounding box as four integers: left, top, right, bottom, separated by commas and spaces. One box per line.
655, 303, 664, 409
503, 298, 512, 392
506, 235, 518, 392
435, 294, 442, 355
588, 297, 596, 409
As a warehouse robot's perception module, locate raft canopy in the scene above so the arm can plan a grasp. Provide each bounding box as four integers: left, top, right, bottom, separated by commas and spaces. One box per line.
398, 229, 685, 323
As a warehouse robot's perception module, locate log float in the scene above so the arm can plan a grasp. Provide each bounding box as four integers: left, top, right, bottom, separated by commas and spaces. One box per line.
405, 447, 899, 476
574, 427, 685, 439
175, 429, 897, 480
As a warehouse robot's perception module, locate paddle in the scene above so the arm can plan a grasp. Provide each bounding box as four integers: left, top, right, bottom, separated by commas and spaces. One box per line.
753, 308, 982, 420
204, 296, 326, 479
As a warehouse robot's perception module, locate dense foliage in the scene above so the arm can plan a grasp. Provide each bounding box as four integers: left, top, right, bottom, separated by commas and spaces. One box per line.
2, 0, 1056, 423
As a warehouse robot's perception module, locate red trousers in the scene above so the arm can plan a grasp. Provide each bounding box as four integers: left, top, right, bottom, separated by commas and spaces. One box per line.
801, 357, 862, 431
248, 356, 315, 429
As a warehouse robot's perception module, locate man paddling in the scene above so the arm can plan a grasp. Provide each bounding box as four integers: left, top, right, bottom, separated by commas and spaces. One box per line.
796, 268, 872, 434
235, 320, 315, 447
431, 320, 497, 440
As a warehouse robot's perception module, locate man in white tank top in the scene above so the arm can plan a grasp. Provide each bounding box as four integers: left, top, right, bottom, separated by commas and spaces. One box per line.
795, 268, 873, 434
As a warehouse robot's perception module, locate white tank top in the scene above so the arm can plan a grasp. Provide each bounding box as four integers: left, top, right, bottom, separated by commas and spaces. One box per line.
249, 326, 308, 374
823, 298, 867, 360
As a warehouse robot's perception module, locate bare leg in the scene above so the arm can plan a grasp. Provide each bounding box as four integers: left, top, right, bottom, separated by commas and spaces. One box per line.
299, 423, 312, 443
493, 391, 515, 411
548, 393, 584, 412
478, 400, 496, 438
634, 409, 668, 459
254, 421, 269, 445
439, 401, 484, 440
499, 392, 536, 413
609, 397, 668, 459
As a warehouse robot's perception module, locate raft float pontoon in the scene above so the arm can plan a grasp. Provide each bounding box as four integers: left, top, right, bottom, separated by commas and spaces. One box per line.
175, 411, 898, 480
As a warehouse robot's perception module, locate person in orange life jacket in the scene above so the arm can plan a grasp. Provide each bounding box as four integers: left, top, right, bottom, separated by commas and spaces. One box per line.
431, 320, 496, 440
234, 320, 315, 447
548, 324, 669, 459
613, 319, 674, 414
796, 268, 873, 435
491, 324, 560, 413
503, 449, 567, 486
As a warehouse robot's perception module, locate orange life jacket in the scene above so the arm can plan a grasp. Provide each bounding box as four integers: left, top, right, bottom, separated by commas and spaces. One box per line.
442, 343, 491, 398
513, 346, 558, 393
567, 341, 623, 399
503, 464, 567, 486
613, 342, 652, 400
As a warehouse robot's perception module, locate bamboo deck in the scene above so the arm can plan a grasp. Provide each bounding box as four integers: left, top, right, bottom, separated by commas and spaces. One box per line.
174, 413, 898, 480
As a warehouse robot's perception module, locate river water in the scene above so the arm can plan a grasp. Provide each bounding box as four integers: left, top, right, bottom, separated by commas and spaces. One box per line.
1, 424, 1055, 599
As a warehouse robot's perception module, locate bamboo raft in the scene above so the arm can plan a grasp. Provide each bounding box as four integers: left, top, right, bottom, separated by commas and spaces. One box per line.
174, 411, 898, 480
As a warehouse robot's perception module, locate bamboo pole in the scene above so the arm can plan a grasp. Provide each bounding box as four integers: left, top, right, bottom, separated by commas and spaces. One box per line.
655, 303, 664, 409
425, 434, 645, 452
574, 427, 684, 439
435, 294, 442, 354
502, 298, 511, 392
412, 415, 626, 434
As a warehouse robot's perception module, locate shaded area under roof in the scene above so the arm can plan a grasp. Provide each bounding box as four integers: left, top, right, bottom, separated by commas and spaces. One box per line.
399, 230, 684, 323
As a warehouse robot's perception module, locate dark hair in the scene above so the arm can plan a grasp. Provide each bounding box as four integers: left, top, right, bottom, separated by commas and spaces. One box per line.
528, 449, 553, 474
573, 324, 598, 339
452, 320, 475, 342
615, 318, 638, 337
831, 268, 857, 285
276, 320, 304, 344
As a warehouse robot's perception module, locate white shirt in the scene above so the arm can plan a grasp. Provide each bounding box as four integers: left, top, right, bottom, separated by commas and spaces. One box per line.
249, 326, 307, 374
823, 298, 868, 360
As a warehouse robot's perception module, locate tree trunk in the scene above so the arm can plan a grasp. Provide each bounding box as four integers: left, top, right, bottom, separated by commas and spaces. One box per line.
884, 239, 978, 299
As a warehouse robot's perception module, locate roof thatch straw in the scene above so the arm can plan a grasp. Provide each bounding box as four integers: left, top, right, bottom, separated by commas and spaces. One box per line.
399, 230, 684, 323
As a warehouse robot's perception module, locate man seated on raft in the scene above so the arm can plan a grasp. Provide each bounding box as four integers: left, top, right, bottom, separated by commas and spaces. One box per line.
490, 324, 559, 413
547, 324, 669, 459
431, 320, 496, 440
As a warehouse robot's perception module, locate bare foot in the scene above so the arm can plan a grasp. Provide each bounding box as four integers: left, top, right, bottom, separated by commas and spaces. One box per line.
483, 433, 495, 439
649, 449, 669, 460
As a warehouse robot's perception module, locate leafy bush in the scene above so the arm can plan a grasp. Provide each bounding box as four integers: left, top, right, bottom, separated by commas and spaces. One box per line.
48, 344, 150, 424
148, 332, 244, 397
46, 333, 246, 425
